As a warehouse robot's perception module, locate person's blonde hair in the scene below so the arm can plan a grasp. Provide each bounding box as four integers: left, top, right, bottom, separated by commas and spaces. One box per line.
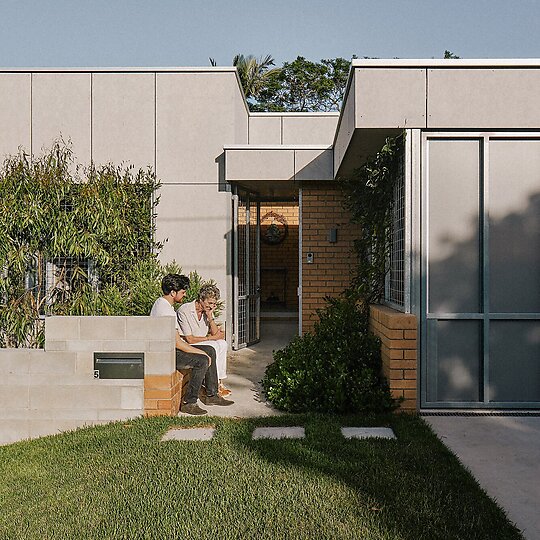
198, 283, 220, 301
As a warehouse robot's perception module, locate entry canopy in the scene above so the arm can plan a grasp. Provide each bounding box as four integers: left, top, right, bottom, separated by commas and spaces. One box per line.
226, 59, 540, 191
224, 145, 333, 197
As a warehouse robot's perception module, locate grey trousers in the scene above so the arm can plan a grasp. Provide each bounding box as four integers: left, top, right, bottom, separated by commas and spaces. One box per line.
175, 344, 218, 404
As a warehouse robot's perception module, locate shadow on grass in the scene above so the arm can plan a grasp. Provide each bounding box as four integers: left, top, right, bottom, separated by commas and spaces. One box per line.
0, 413, 524, 540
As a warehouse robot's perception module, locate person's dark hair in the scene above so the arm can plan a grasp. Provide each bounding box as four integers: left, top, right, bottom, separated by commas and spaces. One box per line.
161, 274, 190, 295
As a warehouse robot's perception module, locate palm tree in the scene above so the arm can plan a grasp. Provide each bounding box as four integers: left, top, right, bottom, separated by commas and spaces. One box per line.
209, 54, 281, 102
232, 54, 280, 101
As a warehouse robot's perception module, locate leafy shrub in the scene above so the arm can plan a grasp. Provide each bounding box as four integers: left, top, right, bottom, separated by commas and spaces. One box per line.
262, 298, 397, 414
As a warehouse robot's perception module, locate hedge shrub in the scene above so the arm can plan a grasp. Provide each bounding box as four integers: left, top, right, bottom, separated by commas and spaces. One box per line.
262, 298, 397, 414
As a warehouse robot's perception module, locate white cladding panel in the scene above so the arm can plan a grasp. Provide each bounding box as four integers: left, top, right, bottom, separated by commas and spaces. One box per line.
92, 73, 155, 168
282, 115, 338, 145
32, 73, 91, 164
156, 72, 243, 184
0, 74, 31, 158
355, 68, 426, 128
334, 75, 355, 175
295, 149, 333, 181
225, 149, 295, 181
156, 183, 229, 288
249, 116, 281, 144
427, 69, 540, 128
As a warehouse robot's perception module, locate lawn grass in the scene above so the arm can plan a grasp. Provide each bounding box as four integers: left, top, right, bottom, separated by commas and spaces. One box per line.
0, 413, 523, 540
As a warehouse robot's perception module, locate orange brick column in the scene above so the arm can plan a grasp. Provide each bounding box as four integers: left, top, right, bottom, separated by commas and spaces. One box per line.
144, 371, 185, 417
369, 304, 418, 412
301, 184, 356, 333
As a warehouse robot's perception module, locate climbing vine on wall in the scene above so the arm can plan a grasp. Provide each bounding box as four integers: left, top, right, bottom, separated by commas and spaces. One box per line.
339, 134, 404, 308
0, 142, 161, 347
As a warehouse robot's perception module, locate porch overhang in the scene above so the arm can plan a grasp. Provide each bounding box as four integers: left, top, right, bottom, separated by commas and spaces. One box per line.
334, 58, 540, 177
224, 145, 333, 197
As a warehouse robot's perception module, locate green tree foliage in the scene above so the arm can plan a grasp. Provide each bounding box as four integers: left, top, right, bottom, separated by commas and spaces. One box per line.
444, 50, 460, 59
255, 56, 352, 112
262, 298, 396, 414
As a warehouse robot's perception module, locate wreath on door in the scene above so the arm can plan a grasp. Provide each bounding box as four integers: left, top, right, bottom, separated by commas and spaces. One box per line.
261, 211, 288, 245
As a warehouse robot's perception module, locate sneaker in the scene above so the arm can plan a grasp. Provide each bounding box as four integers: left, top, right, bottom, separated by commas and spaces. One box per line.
181, 402, 208, 415
218, 386, 232, 397
202, 395, 234, 406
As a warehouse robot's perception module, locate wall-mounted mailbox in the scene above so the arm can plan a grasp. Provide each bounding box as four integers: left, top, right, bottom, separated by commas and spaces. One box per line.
328, 228, 338, 243
93, 352, 144, 379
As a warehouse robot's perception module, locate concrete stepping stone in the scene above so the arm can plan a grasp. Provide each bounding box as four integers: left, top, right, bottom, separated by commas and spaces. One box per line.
161, 427, 215, 441
341, 427, 396, 440
252, 426, 305, 440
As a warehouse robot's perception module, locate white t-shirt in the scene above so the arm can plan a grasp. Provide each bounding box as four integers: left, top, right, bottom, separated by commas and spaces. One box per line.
177, 300, 209, 337
150, 297, 180, 331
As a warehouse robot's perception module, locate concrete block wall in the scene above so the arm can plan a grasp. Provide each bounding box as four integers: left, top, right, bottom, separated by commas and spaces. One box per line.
0, 316, 177, 445
369, 305, 418, 412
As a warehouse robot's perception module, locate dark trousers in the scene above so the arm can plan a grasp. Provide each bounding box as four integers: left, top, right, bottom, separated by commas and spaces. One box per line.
175, 345, 218, 404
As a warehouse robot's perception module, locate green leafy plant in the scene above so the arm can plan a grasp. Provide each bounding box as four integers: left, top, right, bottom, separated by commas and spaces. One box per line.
0, 142, 222, 347
340, 134, 403, 307
262, 298, 396, 414
263, 136, 404, 414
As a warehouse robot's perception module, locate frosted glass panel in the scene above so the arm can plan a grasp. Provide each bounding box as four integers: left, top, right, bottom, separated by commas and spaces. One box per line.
489, 321, 540, 402
489, 140, 540, 313
427, 320, 482, 402
428, 140, 481, 313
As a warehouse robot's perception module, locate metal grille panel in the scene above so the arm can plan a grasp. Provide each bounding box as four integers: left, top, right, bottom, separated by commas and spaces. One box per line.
387, 144, 405, 307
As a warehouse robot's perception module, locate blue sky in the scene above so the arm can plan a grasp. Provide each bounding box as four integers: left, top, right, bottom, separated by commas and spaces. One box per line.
1, 0, 539, 67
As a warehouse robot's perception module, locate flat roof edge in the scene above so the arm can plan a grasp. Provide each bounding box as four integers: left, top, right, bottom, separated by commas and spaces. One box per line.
249, 112, 340, 117
224, 145, 333, 150
352, 58, 540, 68
0, 67, 238, 73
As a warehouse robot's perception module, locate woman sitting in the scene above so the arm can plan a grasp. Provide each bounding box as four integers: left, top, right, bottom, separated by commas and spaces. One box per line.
176, 283, 231, 396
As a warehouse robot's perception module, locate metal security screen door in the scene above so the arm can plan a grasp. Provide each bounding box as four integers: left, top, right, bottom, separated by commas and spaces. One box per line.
233, 189, 260, 349
421, 134, 540, 409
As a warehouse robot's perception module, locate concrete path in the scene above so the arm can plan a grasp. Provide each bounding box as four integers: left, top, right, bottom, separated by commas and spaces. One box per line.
425, 415, 540, 540
184, 320, 297, 418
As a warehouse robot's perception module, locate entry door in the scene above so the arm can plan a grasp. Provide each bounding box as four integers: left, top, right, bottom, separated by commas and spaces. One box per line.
421, 134, 540, 409
233, 189, 260, 349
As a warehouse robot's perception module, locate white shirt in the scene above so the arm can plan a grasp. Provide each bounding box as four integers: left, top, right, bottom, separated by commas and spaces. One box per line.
150, 297, 180, 331
177, 300, 209, 337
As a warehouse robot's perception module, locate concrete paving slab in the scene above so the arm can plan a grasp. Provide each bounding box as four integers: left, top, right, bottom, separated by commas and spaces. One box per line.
252, 426, 305, 440
200, 320, 297, 419
161, 427, 215, 441
425, 415, 540, 540
341, 427, 396, 440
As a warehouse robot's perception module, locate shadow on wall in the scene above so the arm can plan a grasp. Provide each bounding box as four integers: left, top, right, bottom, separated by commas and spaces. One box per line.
426, 191, 540, 404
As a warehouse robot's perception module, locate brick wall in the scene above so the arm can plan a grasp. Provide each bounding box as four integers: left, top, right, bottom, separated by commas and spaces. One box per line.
301, 185, 357, 332
260, 202, 299, 310
369, 305, 418, 412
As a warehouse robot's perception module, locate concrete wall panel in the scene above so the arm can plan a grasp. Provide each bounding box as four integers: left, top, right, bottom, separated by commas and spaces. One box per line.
282, 115, 338, 145
249, 116, 281, 144
92, 73, 155, 168
427, 69, 540, 128
156, 72, 240, 184
295, 149, 333, 181
355, 68, 426, 128
226, 149, 294, 181
155, 183, 229, 299
32, 73, 91, 164
334, 75, 355, 176
0, 73, 31, 158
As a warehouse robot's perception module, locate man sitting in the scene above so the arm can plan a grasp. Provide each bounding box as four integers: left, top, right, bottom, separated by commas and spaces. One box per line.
177, 283, 231, 397
150, 274, 233, 415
